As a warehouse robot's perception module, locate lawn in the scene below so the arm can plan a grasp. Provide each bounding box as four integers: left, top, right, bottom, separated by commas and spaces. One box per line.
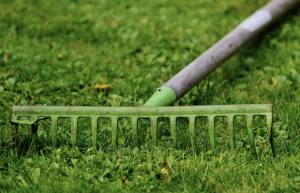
1, 0, 300, 192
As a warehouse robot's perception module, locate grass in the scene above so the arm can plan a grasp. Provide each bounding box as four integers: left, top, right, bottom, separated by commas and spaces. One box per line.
1, 0, 300, 192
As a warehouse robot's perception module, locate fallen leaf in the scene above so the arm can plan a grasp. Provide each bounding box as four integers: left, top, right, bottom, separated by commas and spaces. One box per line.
4, 53, 9, 62
93, 84, 112, 89
81, 84, 112, 91
161, 167, 171, 183
161, 167, 169, 176
294, 176, 300, 182
122, 176, 128, 183
150, 171, 156, 178
118, 136, 125, 145
26, 158, 33, 163
51, 162, 59, 169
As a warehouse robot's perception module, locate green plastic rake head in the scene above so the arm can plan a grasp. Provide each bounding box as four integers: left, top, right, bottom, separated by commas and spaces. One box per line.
11, 104, 274, 156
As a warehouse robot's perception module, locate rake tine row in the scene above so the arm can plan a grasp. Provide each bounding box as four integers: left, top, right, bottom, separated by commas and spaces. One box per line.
10, 104, 273, 156
12, 114, 273, 156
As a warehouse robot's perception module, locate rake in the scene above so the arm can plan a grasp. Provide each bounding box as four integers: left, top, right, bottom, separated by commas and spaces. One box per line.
10, 0, 299, 155
11, 104, 273, 154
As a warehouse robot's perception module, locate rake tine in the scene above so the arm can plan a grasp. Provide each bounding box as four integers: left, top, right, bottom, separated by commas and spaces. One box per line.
51, 116, 58, 148
151, 116, 157, 147
31, 123, 38, 152
91, 117, 98, 149
267, 114, 275, 156
189, 116, 196, 150
228, 115, 235, 151
247, 115, 257, 157
111, 116, 118, 149
132, 117, 138, 147
170, 116, 177, 148
71, 116, 78, 146
11, 122, 19, 148
209, 116, 216, 152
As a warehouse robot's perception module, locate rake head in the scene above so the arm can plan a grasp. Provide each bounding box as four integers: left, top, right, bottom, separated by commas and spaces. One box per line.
10, 104, 274, 156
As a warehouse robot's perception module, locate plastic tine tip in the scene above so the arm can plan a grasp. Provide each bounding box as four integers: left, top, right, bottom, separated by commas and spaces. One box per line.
31, 123, 38, 152
227, 115, 235, 151
189, 116, 196, 149
71, 116, 78, 146
132, 117, 138, 147
247, 115, 257, 157
111, 117, 118, 149
170, 116, 177, 148
267, 114, 275, 156
209, 116, 216, 151
51, 116, 58, 148
11, 122, 18, 147
91, 117, 98, 149
151, 117, 157, 147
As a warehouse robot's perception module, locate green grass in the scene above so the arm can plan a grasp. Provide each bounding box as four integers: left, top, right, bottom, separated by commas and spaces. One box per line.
1, 0, 300, 192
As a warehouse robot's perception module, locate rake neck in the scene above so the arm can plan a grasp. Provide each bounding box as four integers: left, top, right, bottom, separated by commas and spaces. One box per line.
143, 86, 176, 106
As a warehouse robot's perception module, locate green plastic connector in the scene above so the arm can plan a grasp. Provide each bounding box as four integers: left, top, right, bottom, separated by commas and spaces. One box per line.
144, 86, 176, 106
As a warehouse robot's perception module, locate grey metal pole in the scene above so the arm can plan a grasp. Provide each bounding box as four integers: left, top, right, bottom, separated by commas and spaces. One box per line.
144, 0, 300, 106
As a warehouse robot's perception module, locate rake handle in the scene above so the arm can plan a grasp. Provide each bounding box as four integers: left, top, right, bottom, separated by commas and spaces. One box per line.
144, 0, 299, 106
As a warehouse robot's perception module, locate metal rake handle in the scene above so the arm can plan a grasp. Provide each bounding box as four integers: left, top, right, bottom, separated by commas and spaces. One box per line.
145, 0, 300, 106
